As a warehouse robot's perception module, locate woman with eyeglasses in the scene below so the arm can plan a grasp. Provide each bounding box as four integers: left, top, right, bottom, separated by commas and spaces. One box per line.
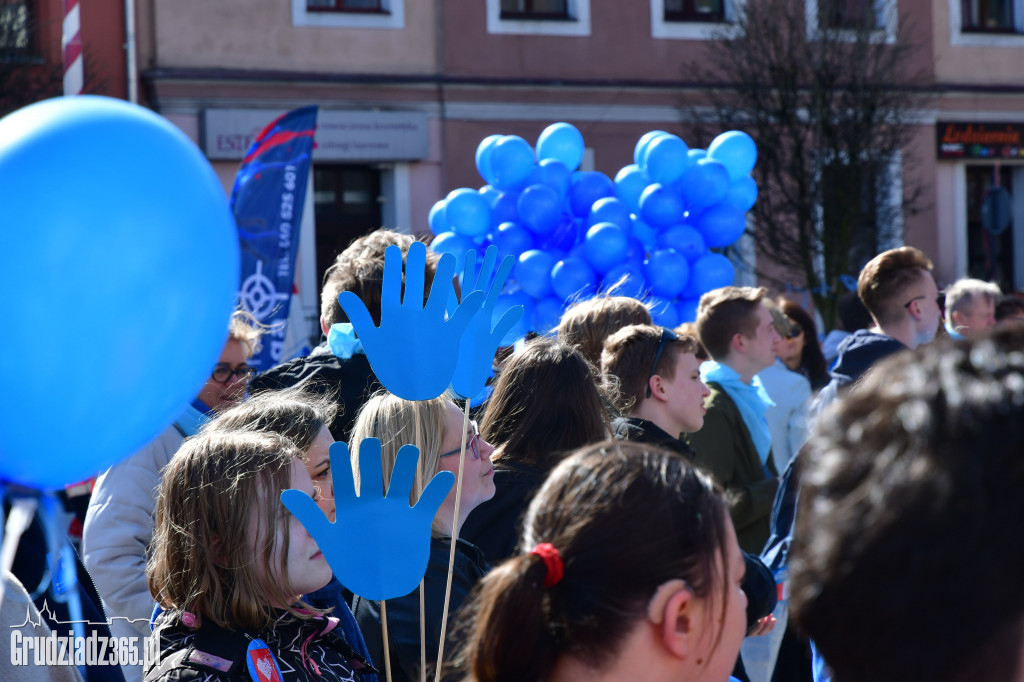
348, 392, 496, 682
82, 309, 262, 681
777, 299, 829, 392
460, 337, 612, 567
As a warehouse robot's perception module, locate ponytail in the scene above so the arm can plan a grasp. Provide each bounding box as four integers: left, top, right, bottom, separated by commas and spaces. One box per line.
454, 553, 557, 682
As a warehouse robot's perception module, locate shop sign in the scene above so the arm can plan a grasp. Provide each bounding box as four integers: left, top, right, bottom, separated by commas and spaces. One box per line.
937, 122, 1024, 160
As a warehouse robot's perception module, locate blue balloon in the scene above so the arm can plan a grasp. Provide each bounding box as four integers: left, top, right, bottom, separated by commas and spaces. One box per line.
428, 199, 449, 236
490, 135, 537, 191
724, 175, 758, 212
536, 122, 585, 171
631, 215, 658, 249
551, 257, 598, 302
603, 262, 647, 298
692, 203, 747, 248
584, 223, 629, 275
475, 134, 503, 184
518, 184, 563, 235
688, 148, 707, 163
587, 197, 633, 231
515, 249, 556, 299
569, 171, 614, 217
530, 158, 572, 198
537, 215, 583, 253
645, 248, 691, 298
1, 96, 240, 488
445, 187, 491, 237
647, 296, 680, 328
493, 221, 535, 260
430, 231, 477, 266
494, 291, 535, 345
642, 134, 691, 186
614, 164, 653, 214
624, 236, 647, 265
707, 130, 757, 182
639, 184, 685, 229
659, 224, 707, 263
489, 190, 520, 229
533, 296, 565, 335
634, 130, 669, 165
682, 252, 736, 299
677, 158, 730, 213
677, 297, 701, 324
479, 184, 500, 203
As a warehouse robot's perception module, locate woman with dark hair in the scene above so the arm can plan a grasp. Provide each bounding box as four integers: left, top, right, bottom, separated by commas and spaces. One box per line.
778, 300, 830, 391
460, 337, 611, 565
453, 441, 747, 682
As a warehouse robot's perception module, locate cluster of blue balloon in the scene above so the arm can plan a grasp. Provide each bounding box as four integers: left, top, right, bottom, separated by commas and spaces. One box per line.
428, 122, 757, 341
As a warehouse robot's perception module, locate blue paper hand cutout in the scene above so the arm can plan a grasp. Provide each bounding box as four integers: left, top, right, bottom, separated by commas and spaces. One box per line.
451, 246, 523, 400
337, 240, 485, 401
281, 439, 454, 602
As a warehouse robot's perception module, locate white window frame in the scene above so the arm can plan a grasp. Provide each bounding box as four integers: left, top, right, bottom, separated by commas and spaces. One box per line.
485, 0, 591, 36
650, 0, 745, 40
291, 0, 404, 29
949, 0, 1024, 46
804, 0, 898, 44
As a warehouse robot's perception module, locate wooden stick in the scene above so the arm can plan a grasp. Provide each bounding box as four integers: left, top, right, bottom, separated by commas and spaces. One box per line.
381, 600, 393, 682
434, 399, 470, 682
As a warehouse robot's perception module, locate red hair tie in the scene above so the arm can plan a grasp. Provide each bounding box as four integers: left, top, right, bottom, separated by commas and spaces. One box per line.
530, 542, 564, 588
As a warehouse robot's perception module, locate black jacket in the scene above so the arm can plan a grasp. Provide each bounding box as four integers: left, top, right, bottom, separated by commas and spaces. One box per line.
460, 460, 545, 566
352, 537, 488, 682
249, 343, 380, 442
144, 610, 375, 681
611, 414, 777, 633
815, 329, 907, 408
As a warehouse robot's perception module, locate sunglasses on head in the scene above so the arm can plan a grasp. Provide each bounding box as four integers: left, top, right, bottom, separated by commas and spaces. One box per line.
646, 327, 679, 398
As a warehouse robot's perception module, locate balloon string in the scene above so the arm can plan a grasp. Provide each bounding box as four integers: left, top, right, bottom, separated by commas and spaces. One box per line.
381, 600, 393, 682
434, 398, 470, 682
419, 580, 426, 682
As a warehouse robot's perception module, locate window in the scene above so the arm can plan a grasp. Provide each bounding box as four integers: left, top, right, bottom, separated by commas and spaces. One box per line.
665, 0, 725, 22
819, 0, 878, 29
292, 0, 402, 28
0, 1, 31, 57
500, 0, 570, 19
486, 0, 590, 35
805, 0, 897, 42
961, 0, 1017, 31
306, 0, 386, 12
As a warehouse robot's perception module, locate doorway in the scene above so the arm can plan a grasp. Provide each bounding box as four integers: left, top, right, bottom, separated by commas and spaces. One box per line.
313, 164, 384, 290
965, 165, 1014, 290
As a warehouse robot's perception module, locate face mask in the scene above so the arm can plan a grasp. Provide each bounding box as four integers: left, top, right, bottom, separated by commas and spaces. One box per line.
914, 324, 937, 348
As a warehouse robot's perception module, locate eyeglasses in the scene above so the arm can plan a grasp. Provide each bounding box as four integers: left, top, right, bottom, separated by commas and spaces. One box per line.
210, 364, 256, 384
785, 324, 804, 340
646, 327, 679, 398
439, 421, 482, 460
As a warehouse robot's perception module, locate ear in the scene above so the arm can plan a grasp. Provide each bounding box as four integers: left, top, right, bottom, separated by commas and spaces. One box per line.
730, 331, 746, 355
647, 579, 696, 659
320, 315, 330, 338
648, 374, 667, 402
950, 309, 963, 328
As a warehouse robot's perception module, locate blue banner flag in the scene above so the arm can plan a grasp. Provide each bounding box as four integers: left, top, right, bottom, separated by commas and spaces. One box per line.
231, 105, 318, 372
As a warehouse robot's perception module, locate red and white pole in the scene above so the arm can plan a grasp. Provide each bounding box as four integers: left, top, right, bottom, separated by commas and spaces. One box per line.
62, 0, 83, 96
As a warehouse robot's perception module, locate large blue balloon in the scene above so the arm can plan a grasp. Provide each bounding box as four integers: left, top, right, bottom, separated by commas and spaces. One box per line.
647, 296, 680, 328
569, 171, 614, 217
587, 197, 633, 231
494, 291, 535, 346
530, 158, 572, 198
536, 122, 585, 171
551, 257, 598, 302
724, 175, 758, 212
515, 249, 556, 299
642, 134, 690, 186
614, 164, 652, 214
475, 134, 503, 184
446, 187, 491, 237
683, 252, 736, 299
493, 222, 535, 260
645, 248, 690, 298
428, 199, 449, 235
692, 203, 747, 248
639, 184, 685, 229
518, 184, 563, 235
707, 130, 757, 182
1, 96, 240, 488
490, 135, 536, 191
533, 296, 565, 335
624, 236, 647, 265
634, 130, 669, 165
537, 214, 583, 253
677, 158, 730, 213
631, 215, 658, 249
659, 224, 707, 263
489, 190, 520, 229
584, 223, 629, 275
677, 297, 701, 324
603, 262, 647, 298
430, 231, 477, 266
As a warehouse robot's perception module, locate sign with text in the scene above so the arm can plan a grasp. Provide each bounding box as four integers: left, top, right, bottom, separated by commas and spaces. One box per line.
937, 122, 1024, 160
204, 108, 429, 161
